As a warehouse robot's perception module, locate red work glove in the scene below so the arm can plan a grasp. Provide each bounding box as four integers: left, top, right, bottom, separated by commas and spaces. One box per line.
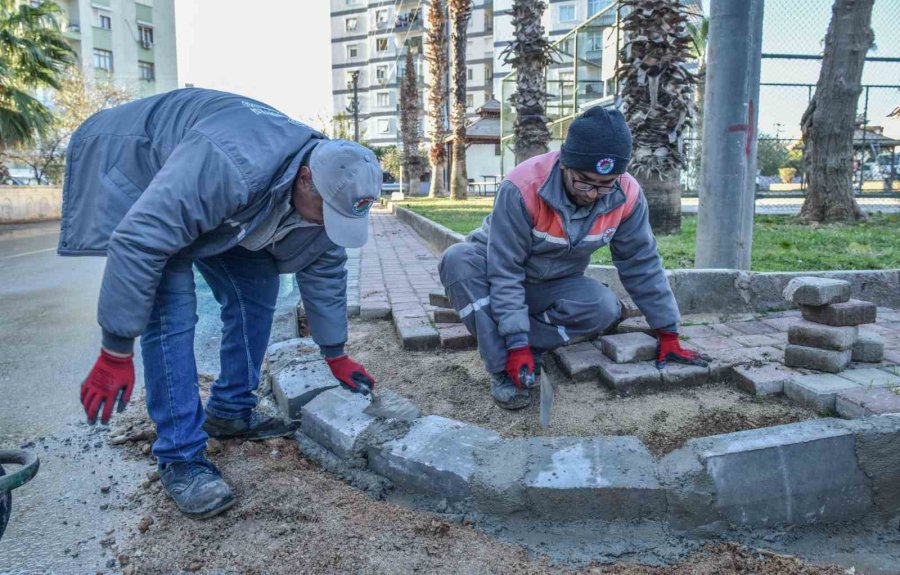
326, 355, 377, 395
81, 349, 135, 425
655, 330, 711, 369
505, 346, 536, 389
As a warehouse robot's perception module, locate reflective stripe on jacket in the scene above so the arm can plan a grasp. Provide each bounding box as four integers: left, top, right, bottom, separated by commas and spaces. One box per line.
466, 151, 679, 341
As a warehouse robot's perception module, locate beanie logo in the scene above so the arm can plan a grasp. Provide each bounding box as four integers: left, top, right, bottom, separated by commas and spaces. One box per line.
352, 196, 376, 215
596, 158, 615, 175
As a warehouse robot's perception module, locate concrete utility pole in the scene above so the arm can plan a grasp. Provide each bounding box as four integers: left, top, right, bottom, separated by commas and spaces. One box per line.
694, 0, 765, 270
350, 70, 360, 142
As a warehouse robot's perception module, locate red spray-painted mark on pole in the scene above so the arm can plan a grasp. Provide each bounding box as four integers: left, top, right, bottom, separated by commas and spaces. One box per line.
726, 100, 756, 158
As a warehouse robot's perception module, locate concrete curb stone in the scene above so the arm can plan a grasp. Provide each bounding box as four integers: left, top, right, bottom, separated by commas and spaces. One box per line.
838, 367, 900, 388
472, 436, 665, 521
661, 419, 873, 531
367, 415, 501, 501
272, 358, 340, 420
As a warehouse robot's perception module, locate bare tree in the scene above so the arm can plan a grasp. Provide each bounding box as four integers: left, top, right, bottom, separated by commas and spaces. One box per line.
425, 0, 448, 197
399, 47, 424, 196
799, 0, 874, 223
618, 0, 696, 235
448, 0, 472, 200
6, 68, 132, 184
501, 0, 554, 164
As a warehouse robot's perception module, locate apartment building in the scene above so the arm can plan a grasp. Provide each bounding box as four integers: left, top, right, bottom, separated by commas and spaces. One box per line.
330, 0, 495, 147
56, 0, 178, 97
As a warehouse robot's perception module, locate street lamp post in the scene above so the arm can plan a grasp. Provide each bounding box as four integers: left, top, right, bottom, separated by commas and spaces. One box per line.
350, 70, 360, 142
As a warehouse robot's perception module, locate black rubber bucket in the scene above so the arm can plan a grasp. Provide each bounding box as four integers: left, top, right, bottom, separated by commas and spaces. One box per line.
0, 450, 40, 542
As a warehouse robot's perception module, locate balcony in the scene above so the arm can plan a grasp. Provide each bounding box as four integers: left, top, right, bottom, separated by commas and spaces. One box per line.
394, 10, 422, 36
64, 22, 81, 41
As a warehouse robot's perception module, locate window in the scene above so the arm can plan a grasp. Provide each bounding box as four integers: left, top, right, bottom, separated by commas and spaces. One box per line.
376, 37, 388, 52
99, 14, 111, 29
484, 66, 493, 85
587, 0, 608, 16
375, 65, 387, 81
485, 5, 493, 32
93, 48, 113, 71
345, 17, 358, 31
375, 9, 388, 25
139, 61, 155, 81
467, 67, 473, 81
494, 143, 502, 156
139, 25, 154, 49
346, 44, 358, 59
558, 4, 576, 22
585, 31, 602, 52
466, 94, 474, 109
377, 119, 391, 134
376, 92, 389, 108
345, 0, 358, 4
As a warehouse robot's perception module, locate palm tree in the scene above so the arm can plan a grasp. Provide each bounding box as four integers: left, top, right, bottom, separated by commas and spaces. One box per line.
501, 0, 553, 165
686, 16, 708, 189
447, 0, 472, 200
618, 0, 696, 235
0, 0, 74, 176
399, 47, 424, 195
425, 0, 448, 197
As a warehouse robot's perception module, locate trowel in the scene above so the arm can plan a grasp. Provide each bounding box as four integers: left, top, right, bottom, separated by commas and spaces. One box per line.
361, 385, 420, 422
539, 367, 555, 432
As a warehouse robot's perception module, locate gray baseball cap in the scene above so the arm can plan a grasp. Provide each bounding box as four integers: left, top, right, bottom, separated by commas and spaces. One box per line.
309, 139, 382, 248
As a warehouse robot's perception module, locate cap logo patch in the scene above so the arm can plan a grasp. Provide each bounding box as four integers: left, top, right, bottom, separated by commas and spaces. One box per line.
601, 226, 617, 243
352, 197, 376, 215
596, 158, 615, 175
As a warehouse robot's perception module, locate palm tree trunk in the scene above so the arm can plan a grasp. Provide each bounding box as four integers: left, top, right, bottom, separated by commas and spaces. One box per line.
448, 0, 471, 201
799, 0, 872, 223
638, 171, 681, 235
425, 0, 448, 198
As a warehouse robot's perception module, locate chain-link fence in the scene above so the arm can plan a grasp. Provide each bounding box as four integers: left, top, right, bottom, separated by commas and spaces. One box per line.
500, 0, 900, 198
751, 0, 900, 197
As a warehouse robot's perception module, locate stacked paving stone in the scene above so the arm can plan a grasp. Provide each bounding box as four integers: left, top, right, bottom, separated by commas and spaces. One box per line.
782, 277, 880, 373
428, 291, 477, 351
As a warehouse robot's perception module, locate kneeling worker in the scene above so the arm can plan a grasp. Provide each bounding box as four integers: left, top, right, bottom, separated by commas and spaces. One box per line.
439, 106, 708, 409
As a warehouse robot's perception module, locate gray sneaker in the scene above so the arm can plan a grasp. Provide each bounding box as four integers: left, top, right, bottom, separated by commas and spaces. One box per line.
159, 458, 235, 519
491, 373, 532, 410
203, 410, 298, 441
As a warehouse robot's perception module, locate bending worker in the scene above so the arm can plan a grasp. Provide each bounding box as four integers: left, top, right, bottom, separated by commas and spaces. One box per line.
59, 89, 380, 518
439, 106, 708, 410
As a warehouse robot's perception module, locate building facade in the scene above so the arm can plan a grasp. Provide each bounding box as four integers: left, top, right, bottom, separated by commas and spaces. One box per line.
56, 0, 178, 97
330, 0, 495, 147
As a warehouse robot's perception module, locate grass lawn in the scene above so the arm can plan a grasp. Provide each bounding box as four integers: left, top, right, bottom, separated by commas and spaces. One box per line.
396, 197, 900, 272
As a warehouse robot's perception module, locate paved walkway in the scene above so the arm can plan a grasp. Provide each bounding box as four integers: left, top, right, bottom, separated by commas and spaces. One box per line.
348, 207, 474, 350
682, 197, 900, 214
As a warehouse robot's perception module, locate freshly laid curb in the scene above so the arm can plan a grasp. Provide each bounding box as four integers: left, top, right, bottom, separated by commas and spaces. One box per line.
472, 436, 666, 521
368, 416, 501, 501
661, 419, 875, 531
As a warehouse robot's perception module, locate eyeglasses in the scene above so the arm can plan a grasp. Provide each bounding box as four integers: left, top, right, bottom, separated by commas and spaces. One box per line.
567, 171, 619, 194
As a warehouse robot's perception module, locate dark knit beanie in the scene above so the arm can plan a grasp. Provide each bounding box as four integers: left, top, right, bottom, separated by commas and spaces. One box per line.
560, 106, 632, 175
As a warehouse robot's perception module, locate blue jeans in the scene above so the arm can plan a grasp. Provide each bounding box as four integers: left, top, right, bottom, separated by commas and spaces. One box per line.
140, 247, 281, 464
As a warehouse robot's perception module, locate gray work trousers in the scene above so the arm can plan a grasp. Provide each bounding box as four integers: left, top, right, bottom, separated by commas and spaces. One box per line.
438, 242, 621, 373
